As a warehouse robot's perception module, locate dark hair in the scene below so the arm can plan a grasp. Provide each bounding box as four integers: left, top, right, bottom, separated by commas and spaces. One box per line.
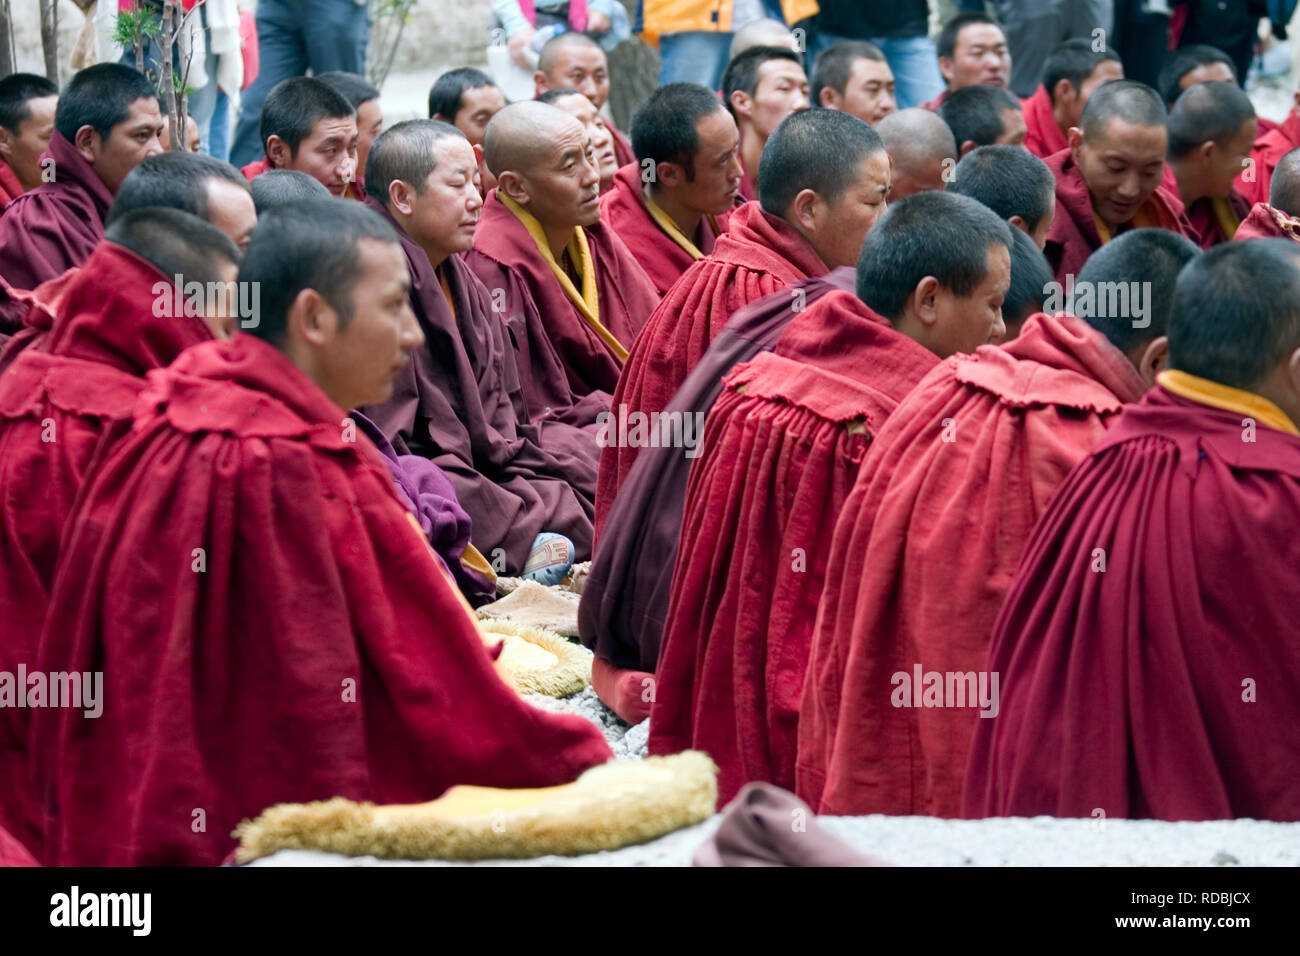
855, 191, 1012, 321
810, 40, 886, 104
364, 119, 465, 204
105, 207, 241, 285
947, 145, 1055, 233
315, 71, 380, 109
258, 76, 355, 155
1270, 146, 1300, 216
428, 67, 499, 119
1156, 44, 1238, 106
1075, 227, 1199, 350
631, 82, 727, 176
535, 86, 582, 106
237, 197, 399, 343
1169, 239, 1300, 387
0, 72, 57, 134
54, 63, 157, 143
1004, 227, 1053, 329
107, 152, 248, 225
759, 108, 884, 216
1079, 79, 1167, 140
1042, 38, 1122, 104
250, 169, 330, 213
937, 12, 1002, 61
938, 84, 1023, 148
1167, 80, 1255, 158
721, 46, 804, 119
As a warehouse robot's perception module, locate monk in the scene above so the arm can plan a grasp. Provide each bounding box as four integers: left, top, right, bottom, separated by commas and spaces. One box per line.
1168, 81, 1256, 247
922, 13, 1012, 111
1235, 87, 1300, 208
1022, 39, 1123, 160
876, 109, 958, 199
1156, 43, 1240, 107
250, 168, 330, 212
239, 77, 358, 199
536, 88, 619, 194
0, 208, 241, 858
649, 192, 1013, 803
799, 228, 1197, 817
465, 102, 659, 423
429, 68, 506, 193
0, 64, 162, 291
359, 119, 599, 571
317, 71, 383, 193
31, 198, 613, 866
939, 85, 1028, 155
598, 108, 891, 522
1236, 147, 1300, 242
600, 83, 741, 296
1045, 80, 1193, 282
810, 41, 897, 125
533, 32, 634, 168
966, 238, 1300, 822
721, 46, 809, 200
946, 144, 1056, 248
0, 73, 57, 212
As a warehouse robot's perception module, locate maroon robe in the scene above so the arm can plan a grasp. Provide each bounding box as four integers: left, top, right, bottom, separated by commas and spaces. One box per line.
0, 162, 24, 213
965, 385, 1300, 821
1021, 86, 1067, 160
1234, 108, 1300, 208
31, 333, 613, 865
0, 133, 113, 291
1185, 190, 1252, 248
1233, 201, 1300, 242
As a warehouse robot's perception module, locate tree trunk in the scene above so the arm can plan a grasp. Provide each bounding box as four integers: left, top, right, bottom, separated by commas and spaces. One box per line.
161, 1, 182, 151
0, 0, 16, 78
39, 0, 58, 82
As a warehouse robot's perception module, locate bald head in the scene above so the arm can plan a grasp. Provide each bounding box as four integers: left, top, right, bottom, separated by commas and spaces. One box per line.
877, 108, 957, 199
484, 100, 582, 178
1270, 147, 1300, 217
729, 18, 800, 61
1072, 80, 1168, 226
535, 32, 610, 110
1079, 79, 1166, 141
485, 101, 601, 234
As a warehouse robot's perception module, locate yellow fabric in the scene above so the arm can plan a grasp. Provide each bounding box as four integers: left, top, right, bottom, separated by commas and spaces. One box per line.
643, 186, 704, 259
1096, 206, 1154, 244
1211, 197, 1240, 240
438, 270, 455, 318
497, 190, 629, 362
1094, 212, 1112, 244
461, 543, 496, 584
1158, 369, 1300, 436
640, 0, 818, 35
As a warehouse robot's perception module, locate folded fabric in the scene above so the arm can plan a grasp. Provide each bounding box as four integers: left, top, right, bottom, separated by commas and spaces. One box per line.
478, 579, 582, 637
476, 618, 592, 697
234, 751, 718, 862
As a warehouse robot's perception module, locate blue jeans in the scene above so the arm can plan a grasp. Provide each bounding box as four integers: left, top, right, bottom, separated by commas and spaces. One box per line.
206, 90, 231, 162
658, 31, 734, 89
810, 30, 945, 110
230, 0, 370, 168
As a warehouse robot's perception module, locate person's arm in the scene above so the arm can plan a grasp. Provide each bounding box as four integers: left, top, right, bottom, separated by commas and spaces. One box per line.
493, 0, 537, 67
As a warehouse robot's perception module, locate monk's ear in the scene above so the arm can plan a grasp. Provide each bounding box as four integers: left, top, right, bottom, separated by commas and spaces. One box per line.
266, 135, 291, 169
1066, 126, 1084, 152
496, 169, 528, 205
291, 287, 337, 346
1286, 346, 1300, 403
818, 88, 839, 110
656, 160, 684, 189
388, 179, 415, 216
73, 124, 99, 164
913, 276, 941, 326
789, 188, 820, 233
0, 126, 12, 162
1052, 78, 1075, 109
1007, 214, 1028, 235
729, 90, 753, 122
959, 140, 977, 158
1136, 335, 1169, 386
1199, 140, 1216, 164
938, 57, 955, 86
472, 143, 485, 168
533, 73, 547, 98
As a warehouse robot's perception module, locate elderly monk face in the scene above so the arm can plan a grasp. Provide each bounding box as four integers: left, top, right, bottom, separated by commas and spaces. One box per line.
995, 106, 1028, 147
941, 23, 1011, 91
801, 150, 891, 270
1070, 117, 1167, 225
740, 60, 810, 140
824, 57, 897, 126
548, 93, 618, 191
448, 84, 506, 148
508, 115, 602, 229
270, 114, 358, 197
404, 135, 483, 259
539, 45, 611, 111
929, 242, 1010, 355
204, 178, 258, 254
356, 98, 384, 180
77, 95, 165, 195
664, 107, 743, 216
0, 92, 56, 191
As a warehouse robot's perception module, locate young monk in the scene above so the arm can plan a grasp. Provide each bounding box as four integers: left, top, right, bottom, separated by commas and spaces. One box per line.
946, 144, 1056, 248
0, 64, 163, 290
1022, 40, 1123, 160
1045, 79, 1193, 282
465, 101, 658, 421
536, 88, 619, 194
0, 73, 57, 212
598, 108, 891, 521
799, 228, 1197, 817
1168, 81, 1256, 247
239, 77, 358, 198
600, 83, 742, 297
532, 32, 634, 168
1156, 43, 1240, 107
31, 199, 613, 866
650, 192, 1013, 804
939, 84, 1028, 155
875, 108, 958, 199
0, 208, 241, 858
966, 238, 1300, 822
811, 41, 897, 126
429, 68, 507, 193
722, 46, 810, 200
922, 13, 1012, 110
359, 119, 599, 571
317, 71, 382, 195
1236, 147, 1300, 242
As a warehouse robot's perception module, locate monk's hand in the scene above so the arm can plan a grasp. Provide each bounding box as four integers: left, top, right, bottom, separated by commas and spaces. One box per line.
587, 11, 611, 33
508, 28, 535, 69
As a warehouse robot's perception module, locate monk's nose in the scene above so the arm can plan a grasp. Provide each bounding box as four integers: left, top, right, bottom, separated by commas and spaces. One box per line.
578, 78, 598, 102
401, 305, 424, 350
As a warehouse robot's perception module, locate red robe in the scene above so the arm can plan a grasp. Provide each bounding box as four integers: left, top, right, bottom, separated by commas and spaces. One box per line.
1043, 147, 1192, 283
1234, 108, 1300, 208
0, 824, 37, 866
0, 162, 24, 213
798, 312, 1145, 817
30, 333, 613, 866
1021, 86, 1067, 159
0, 133, 113, 291
920, 89, 949, 111
600, 162, 725, 297
0, 243, 214, 858
1233, 201, 1300, 242
0, 270, 80, 376
595, 201, 827, 532
648, 291, 939, 804
965, 384, 1300, 822
1184, 190, 1252, 248
608, 120, 636, 169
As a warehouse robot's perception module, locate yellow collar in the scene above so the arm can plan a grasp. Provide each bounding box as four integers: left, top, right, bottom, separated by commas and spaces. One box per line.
642, 186, 703, 259
1158, 369, 1299, 436
1094, 207, 1154, 245
1211, 196, 1240, 240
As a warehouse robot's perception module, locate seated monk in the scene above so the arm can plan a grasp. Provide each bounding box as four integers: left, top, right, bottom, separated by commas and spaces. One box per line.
533, 32, 634, 168
966, 238, 1300, 822
921, 12, 1012, 111
1044, 79, 1193, 282
536, 88, 619, 194
1022, 39, 1123, 160
1236, 146, 1300, 242
601, 82, 742, 296
317, 71, 382, 196
250, 168, 330, 212
811, 41, 897, 126
649, 192, 1013, 803
1168, 81, 1256, 247
0, 73, 58, 214
0, 208, 241, 858
429, 68, 507, 192
358, 119, 600, 572
946, 144, 1056, 248
722, 46, 809, 200
239, 77, 359, 199
465, 101, 659, 423
0, 64, 163, 291
1157, 43, 1239, 108
30, 199, 613, 866
800, 229, 1197, 817
939, 84, 1027, 155
876, 108, 958, 199
597, 108, 891, 524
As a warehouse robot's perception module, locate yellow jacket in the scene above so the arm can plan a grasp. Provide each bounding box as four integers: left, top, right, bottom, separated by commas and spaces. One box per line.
642, 0, 820, 35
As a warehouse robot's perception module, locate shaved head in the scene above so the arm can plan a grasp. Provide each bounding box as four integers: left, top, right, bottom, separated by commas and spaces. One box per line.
1072, 80, 1168, 226
1270, 147, 1300, 217
877, 108, 957, 199
537, 31, 603, 76
535, 32, 610, 110
1080, 79, 1166, 141
483, 100, 582, 178
729, 18, 800, 61
485, 101, 601, 234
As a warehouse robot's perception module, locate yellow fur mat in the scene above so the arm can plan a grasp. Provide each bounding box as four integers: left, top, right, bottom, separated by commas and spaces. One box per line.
477, 618, 591, 697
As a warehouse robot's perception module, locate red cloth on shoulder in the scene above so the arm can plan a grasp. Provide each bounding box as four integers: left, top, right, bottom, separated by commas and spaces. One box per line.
31, 333, 613, 865
1234, 201, 1300, 242
0, 824, 37, 866
1185, 190, 1252, 248
798, 312, 1145, 816
0, 162, 24, 212
240, 155, 271, 181
965, 385, 1300, 821
1234, 108, 1300, 208
1022, 86, 1067, 159
919, 89, 948, 111
0, 269, 78, 375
